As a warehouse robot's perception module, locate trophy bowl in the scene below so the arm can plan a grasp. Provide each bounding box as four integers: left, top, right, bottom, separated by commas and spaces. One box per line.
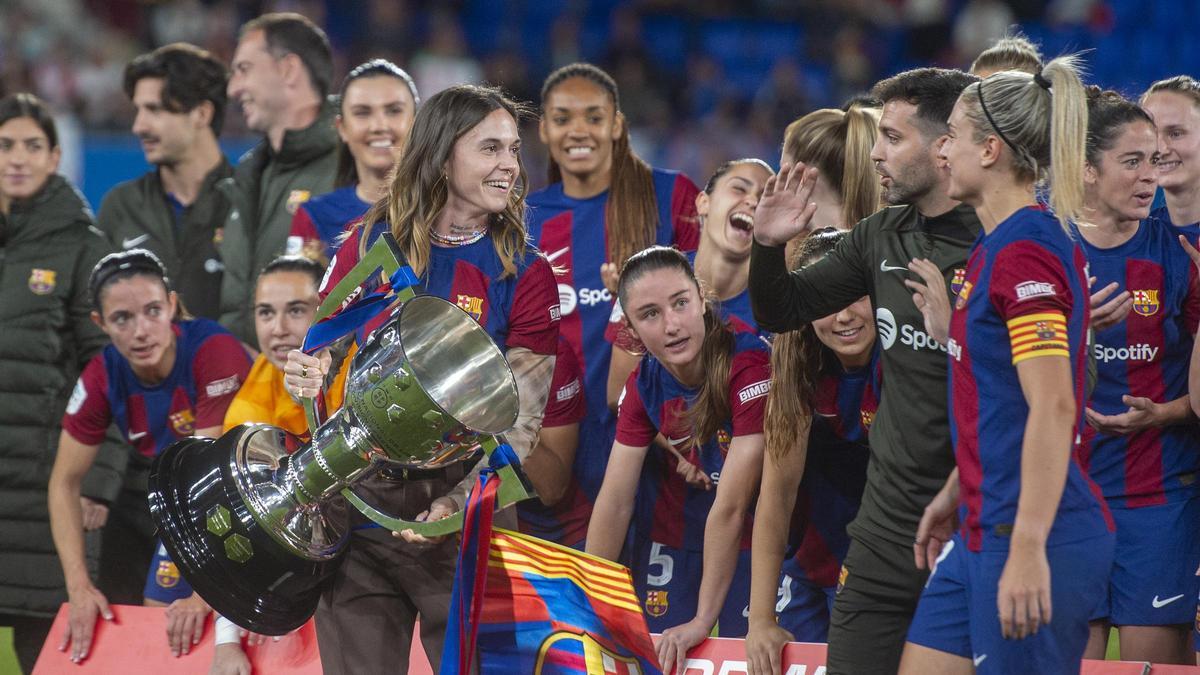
149, 294, 520, 634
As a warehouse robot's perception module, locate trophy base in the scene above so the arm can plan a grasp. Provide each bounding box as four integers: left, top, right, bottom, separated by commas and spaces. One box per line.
149, 428, 345, 635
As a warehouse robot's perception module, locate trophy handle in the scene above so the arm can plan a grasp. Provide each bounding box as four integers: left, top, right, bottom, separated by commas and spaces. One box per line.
303, 232, 420, 436
341, 435, 535, 537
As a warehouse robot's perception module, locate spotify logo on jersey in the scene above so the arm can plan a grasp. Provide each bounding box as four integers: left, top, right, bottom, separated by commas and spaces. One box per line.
876, 307, 898, 349
558, 283, 578, 316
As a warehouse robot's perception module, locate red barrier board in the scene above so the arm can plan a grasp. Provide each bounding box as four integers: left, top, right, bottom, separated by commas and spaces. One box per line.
32, 605, 1200, 674
32, 604, 438, 674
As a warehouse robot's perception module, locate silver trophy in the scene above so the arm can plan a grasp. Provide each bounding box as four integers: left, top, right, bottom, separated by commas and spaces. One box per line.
149, 233, 533, 633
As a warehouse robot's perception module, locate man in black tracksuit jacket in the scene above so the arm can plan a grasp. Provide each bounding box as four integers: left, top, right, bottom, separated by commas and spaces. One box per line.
749, 68, 980, 675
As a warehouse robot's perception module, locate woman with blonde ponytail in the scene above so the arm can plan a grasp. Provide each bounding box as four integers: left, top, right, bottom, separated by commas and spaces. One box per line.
781, 104, 882, 232
900, 57, 1114, 673
745, 229, 879, 675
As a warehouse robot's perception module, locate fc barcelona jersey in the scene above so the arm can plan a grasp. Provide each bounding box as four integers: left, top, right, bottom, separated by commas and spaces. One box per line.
1075, 217, 1200, 506
786, 348, 880, 588
947, 206, 1111, 552
615, 331, 769, 552
525, 168, 701, 545
322, 222, 560, 356
62, 318, 250, 456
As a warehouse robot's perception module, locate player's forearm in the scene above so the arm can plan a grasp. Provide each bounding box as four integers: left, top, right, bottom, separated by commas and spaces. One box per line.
585, 493, 633, 561
1156, 394, 1195, 427
693, 502, 747, 628
48, 473, 91, 590
748, 483, 796, 626
1013, 392, 1075, 546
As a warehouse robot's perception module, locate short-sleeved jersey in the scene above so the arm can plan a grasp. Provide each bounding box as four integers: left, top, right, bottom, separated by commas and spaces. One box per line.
947, 206, 1111, 552
287, 186, 371, 260
517, 336, 590, 546
63, 318, 251, 457
787, 348, 880, 588
616, 331, 769, 552
1074, 217, 1200, 507
321, 222, 560, 356
526, 168, 701, 511
1151, 205, 1200, 240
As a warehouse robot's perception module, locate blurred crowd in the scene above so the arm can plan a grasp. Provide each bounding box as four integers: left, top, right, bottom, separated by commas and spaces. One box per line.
0, 0, 1120, 189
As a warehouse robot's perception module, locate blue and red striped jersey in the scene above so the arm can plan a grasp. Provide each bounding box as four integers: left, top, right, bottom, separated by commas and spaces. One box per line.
62, 318, 251, 456
615, 331, 769, 552
786, 348, 880, 588
321, 222, 560, 356
288, 185, 371, 260
518, 336, 590, 547
525, 168, 701, 525
1074, 216, 1200, 507
1151, 205, 1200, 241
947, 206, 1110, 552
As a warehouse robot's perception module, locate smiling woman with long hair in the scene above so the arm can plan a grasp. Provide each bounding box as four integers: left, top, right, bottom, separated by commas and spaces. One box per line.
524, 63, 702, 550
284, 84, 560, 675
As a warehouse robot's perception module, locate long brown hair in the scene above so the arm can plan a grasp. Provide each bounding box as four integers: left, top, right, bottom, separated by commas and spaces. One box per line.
782, 106, 881, 229
541, 63, 660, 269
763, 229, 845, 460
616, 246, 734, 449
358, 84, 530, 278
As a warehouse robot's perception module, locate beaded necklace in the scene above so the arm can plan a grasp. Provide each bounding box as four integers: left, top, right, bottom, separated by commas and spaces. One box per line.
430, 228, 488, 247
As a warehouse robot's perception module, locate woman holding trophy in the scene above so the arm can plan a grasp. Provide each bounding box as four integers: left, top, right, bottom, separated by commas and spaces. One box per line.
284, 83, 560, 675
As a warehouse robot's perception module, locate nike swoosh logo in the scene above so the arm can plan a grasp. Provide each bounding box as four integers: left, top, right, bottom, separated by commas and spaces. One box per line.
880, 259, 908, 272
122, 234, 150, 249
1152, 593, 1185, 608
128, 431, 148, 441
666, 436, 690, 447
547, 247, 570, 263
973, 654, 987, 666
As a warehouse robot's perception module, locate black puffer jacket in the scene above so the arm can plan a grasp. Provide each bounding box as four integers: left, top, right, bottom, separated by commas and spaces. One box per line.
0, 174, 114, 616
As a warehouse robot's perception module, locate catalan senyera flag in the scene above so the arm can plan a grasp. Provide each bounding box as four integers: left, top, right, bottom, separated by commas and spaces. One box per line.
440, 447, 662, 675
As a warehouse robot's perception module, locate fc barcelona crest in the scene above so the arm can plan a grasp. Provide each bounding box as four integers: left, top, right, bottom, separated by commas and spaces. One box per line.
156, 560, 181, 588
285, 190, 312, 215
28, 268, 56, 295
170, 409, 196, 436
535, 631, 644, 675
644, 590, 669, 618
955, 281, 973, 310
1131, 289, 1160, 317
1035, 321, 1056, 341
949, 268, 966, 296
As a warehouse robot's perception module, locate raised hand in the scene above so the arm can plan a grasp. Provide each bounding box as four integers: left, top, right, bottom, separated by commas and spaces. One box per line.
752, 163, 820, 248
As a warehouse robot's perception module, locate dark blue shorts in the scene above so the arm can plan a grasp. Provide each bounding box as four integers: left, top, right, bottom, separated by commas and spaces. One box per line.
776, 560, 834, 642
631, 542, 751, 636
1092, 497, 1200, 627
907, 532, 1114, 673
142, 540, 193, 604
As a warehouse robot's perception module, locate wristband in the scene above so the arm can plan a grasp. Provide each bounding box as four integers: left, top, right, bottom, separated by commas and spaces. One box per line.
214, 615, 242, 645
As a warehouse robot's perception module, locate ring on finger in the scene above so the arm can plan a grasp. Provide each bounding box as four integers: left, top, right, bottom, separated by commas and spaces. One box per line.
301, 365, 308, 378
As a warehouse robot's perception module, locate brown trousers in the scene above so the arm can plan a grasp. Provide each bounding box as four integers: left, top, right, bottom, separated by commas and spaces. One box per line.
314, 469, 461, 674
